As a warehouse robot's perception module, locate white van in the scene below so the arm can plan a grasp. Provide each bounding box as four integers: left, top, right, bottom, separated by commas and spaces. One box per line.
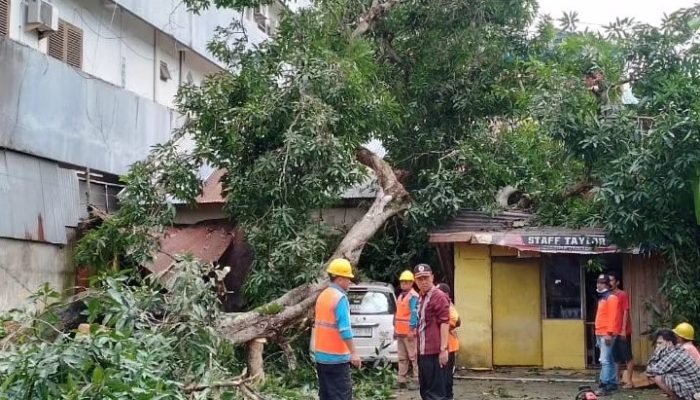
347, 283, 398, 363
310, 282, 399, 364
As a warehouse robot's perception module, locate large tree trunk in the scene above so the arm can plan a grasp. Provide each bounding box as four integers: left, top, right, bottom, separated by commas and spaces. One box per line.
217, 147, 411, 345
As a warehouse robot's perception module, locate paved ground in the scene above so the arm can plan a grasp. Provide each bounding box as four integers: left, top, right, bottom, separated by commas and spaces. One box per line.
395, 369, 666, 400
397, 380, 665, 399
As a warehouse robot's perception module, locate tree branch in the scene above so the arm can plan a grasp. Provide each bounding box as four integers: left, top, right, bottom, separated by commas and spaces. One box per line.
380, 32, 404, 66
562, 180, 597, 199
217, 147, 411, 344
352, 0, 404, 38
183, 373, 267, 399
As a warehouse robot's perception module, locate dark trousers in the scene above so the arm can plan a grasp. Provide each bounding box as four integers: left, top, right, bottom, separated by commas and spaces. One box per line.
418, 354, 448, 400
316, 362, 352, 400
445, 352, 456, 399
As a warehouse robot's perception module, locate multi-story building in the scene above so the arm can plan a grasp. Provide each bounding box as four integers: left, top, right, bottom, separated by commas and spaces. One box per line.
0, 0, 294, 310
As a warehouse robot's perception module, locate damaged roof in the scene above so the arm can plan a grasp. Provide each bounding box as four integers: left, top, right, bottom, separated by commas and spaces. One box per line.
429, 210, 624, 254
430, 210, 533, 234
147, 220, 236, 276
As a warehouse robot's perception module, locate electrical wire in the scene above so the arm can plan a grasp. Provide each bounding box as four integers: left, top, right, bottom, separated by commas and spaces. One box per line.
70, 6, 155, 61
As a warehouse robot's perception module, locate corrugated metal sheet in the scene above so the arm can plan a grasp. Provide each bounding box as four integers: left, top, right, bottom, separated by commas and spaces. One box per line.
0, 150, 80, 244
429, 210, 621, 254
0, 36, 176, 176
57, 165, 81, 230
431, 210, 533, 234
147, 220, 235, 275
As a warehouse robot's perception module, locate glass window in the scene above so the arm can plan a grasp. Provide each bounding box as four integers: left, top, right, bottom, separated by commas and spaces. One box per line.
348, 290, 395, 315
544, 256, 582, 319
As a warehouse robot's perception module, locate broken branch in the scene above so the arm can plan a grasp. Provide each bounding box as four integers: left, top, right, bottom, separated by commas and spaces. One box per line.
183, 373, 267, 400
217, 147, 411, 344
563, 180, 597, 199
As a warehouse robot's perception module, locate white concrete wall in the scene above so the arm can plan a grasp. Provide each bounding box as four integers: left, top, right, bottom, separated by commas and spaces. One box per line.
155, 31, 181, 107
7, 0, 228, 108
0, 238, 74, 311
0, 36, 177, 175
113, 0, 286, 63
120, 9, 156, 100
184, 48, 222, 85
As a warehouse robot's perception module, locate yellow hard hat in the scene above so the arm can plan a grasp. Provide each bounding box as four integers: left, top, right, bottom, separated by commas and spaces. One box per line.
674, 322, 695, 341
326, 258, 354, 279
399, 270, 414, 282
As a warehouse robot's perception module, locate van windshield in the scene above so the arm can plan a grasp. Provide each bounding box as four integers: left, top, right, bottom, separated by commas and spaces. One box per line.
348, 290, 396, 315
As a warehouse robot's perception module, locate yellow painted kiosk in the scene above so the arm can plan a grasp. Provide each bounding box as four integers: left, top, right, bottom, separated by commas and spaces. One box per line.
430, 211, 665, 370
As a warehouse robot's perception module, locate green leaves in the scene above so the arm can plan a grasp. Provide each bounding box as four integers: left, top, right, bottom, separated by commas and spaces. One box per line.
529, 4, 700, 329
0, 261, 241, 399
65, 1, 700, 396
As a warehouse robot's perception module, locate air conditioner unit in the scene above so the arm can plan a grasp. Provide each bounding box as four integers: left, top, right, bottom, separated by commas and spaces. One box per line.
26, 0, 59, 34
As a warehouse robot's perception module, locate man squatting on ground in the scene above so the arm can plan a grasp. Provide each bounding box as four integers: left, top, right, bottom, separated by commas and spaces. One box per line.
646, 329, 700, 400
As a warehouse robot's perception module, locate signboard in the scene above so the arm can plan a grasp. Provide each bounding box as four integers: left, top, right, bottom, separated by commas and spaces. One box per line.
470, 232, 619, 254
521, 235, 609, 252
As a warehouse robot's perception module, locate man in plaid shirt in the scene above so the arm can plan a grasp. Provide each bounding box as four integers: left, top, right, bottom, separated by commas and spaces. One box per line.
646, 329, 700, 400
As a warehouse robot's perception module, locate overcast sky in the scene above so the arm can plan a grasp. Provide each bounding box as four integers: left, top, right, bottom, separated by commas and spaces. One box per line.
537, 0, 699, 29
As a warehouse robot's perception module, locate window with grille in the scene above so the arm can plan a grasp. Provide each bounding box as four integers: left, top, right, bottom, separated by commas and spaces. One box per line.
0, 0, 9, 37
48, 20, 83, 69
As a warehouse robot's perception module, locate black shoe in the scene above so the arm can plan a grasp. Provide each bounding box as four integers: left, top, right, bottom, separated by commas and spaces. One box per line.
393, 382, 407, 390
595, 386, 617, 396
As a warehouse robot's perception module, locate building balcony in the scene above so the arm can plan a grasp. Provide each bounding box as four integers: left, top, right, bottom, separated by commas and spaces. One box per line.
0, 35, 176, 176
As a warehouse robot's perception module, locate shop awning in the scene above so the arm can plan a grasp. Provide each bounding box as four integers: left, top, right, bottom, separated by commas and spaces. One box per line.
429, 210, 632, 254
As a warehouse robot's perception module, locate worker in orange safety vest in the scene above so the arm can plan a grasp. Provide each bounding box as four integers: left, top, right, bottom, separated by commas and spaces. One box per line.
312, 258, 361, 400
394, 270, 420, 390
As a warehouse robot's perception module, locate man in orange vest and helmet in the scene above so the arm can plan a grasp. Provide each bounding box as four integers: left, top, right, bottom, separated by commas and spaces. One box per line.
312, 258, 361, 400
395, 270, 420, 390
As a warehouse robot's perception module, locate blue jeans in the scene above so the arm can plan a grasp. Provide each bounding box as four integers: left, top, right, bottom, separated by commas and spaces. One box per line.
597, 335, 618, 390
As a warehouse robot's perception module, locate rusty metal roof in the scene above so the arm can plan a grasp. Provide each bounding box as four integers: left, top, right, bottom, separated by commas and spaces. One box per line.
147, 220, 235, 276
428, 210, 623, 254
430, 210, 533, 234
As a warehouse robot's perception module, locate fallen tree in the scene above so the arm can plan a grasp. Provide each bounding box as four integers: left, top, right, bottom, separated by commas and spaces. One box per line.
213, 146, 411, 379
50, 1, 700, 398
72, 0, 574, 382
216, 148, 411, 343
